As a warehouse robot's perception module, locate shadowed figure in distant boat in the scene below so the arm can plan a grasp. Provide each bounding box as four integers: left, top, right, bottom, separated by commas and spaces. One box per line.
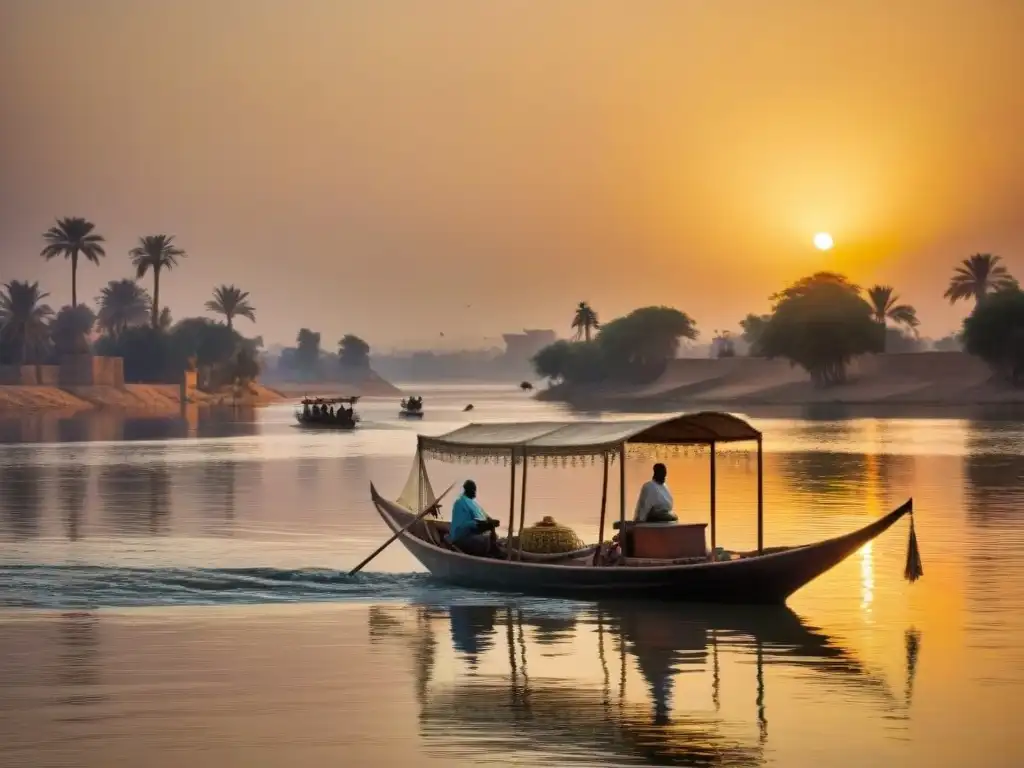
449, 479, 499, 557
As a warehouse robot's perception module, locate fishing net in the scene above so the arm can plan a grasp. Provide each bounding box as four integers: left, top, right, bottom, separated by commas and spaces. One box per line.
397, 452, 438, 515
518, 516, 585, 554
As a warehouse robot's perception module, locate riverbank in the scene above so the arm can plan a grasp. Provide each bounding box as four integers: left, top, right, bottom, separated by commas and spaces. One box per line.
0, 383, 286, 414
538, 351, 1024, 408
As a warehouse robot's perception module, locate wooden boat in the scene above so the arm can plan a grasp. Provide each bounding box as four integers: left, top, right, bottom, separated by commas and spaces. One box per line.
399, 396, 425, 419
294, 396, 361, 430
368, 412, 921, 605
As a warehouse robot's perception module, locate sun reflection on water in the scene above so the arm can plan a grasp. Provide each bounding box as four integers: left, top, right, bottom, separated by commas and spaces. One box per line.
860, 541, 874, 615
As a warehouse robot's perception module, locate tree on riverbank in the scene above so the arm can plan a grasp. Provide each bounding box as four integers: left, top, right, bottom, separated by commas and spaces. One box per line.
206, 285, 256, 330
0, 281, 54, 364
40, 217, 106, 308
533, 305, 697, 386
97, 279, 151, 338
945, 254, 1017, 306
338, 334, 370, 370
571, 302, 600, 342
739, 314, 770, 356
962, 288, 1024, 385
94, 317, 255, 385
50, 305, 96, 356
130, 235, 186, 328
758, 272, 881, 387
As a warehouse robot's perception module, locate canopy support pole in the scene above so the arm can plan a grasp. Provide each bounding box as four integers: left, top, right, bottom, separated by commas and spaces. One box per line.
756, 436, 764, 553
618, 444, 626, 528
506, 449, 517, 560
709, 442, 717, 554
516, 453, 529, 561
594, 453, 610, 565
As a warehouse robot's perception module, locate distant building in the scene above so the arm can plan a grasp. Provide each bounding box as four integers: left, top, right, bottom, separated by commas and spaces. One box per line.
502, 329, 557, 361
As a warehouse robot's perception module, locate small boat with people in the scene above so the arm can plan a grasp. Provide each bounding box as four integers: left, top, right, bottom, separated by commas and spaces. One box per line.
399, 395, 424, 419
295, 396, 361, 430
363, 411, 923, 604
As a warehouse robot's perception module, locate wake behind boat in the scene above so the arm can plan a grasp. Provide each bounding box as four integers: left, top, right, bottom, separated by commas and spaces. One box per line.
368, 412, 922, 605
295, 396, 361, 430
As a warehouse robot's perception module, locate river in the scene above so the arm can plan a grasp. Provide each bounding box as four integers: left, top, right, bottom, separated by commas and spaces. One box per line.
0, 385, 1021, 766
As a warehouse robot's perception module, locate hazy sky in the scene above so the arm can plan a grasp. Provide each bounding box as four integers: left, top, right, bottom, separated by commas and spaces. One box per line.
2, 0, 1022, 349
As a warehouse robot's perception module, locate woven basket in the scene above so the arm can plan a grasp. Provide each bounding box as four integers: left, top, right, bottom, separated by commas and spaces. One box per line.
519, 516, 585, 554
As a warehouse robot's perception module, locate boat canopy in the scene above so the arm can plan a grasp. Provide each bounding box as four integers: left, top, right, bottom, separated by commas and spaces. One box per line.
301, 396, 360, 405
418, 412, 760, 462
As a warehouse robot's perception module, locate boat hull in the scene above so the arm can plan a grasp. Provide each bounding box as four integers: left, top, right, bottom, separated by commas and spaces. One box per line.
398, 411, 424, 419
369, 485, 912, 605
295, 418, 358, 430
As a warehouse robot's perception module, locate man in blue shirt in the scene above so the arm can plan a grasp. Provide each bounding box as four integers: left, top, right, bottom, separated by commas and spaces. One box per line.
449, 479, 500, 557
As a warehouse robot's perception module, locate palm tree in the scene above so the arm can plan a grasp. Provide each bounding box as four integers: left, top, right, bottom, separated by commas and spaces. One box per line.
0, 281, 54, 364
205, 284, 256, 330
97, 279, 151, 337
944, 254, 1017, 306
866, 285, 919, 332
571, 301, 600, 342
40, 217, 106, 308
129, 234, 186, 328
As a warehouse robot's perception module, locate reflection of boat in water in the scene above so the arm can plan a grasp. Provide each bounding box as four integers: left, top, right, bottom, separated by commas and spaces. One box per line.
369, 600, 915, 767
399, 396, 424, 419
294, 396, 361, 430
369, 412, 918, 604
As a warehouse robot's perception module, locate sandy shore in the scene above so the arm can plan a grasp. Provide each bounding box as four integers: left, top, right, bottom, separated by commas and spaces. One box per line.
538, 351, 1024, 408
0, 383, 286, 415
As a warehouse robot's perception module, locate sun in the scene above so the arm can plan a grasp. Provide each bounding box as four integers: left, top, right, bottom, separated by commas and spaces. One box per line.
813, 232, 834, 251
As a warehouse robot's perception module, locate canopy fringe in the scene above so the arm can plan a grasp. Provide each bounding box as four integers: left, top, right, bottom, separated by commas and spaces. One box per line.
421, 443, 755, 466
904, 512, 923, 583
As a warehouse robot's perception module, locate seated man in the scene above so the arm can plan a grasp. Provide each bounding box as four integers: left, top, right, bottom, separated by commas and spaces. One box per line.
634, 463, 678, 523
449, 479, 500, 557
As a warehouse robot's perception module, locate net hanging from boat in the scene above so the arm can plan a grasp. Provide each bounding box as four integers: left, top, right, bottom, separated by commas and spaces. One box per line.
397, 451, 438, 514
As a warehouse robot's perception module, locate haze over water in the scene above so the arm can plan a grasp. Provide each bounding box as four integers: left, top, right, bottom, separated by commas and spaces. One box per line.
0, 387, 1021, 765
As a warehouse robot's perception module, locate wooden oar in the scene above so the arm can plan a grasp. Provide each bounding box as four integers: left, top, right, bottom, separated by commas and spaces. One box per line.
348, 482, 456, 576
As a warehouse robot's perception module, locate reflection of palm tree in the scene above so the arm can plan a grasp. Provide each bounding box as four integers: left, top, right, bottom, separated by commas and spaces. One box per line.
963, 422, 1024, 526
58, 464, 90, 541
0, 281, 54, 363
944, 253, 1017, 307
99, 455, 172, 534
129, 234, 186, 328
205, 284, 256, 330
96, 279, 151, 337
0, 456, 43, 539
571, 301, 600, 342
40, 216, 106, 307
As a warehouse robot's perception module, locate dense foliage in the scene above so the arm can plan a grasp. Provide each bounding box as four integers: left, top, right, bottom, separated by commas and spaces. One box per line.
962, 288, 1024, 385
758, 273, 883, 386
533, 305, 698, 386
338, 334, 371, 370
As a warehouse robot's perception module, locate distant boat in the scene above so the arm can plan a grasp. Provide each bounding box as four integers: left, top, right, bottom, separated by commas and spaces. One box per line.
463, 404, 474, 412
295, 396, 361, 430
400, 396, 425, 419
520, 381, 534, 391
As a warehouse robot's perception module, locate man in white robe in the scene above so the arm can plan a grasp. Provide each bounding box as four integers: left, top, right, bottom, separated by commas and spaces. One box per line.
634, 463, 677, 523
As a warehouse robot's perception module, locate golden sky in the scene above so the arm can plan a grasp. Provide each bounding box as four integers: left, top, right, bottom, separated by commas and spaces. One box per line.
2, 0, 1022, 347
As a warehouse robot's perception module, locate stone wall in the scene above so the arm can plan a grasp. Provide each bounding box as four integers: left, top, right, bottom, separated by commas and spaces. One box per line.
58, 355, 125, 387
0, 365, 61, 385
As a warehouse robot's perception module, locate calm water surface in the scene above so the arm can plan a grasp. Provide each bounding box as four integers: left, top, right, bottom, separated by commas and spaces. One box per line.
1, 385, 1022, 766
